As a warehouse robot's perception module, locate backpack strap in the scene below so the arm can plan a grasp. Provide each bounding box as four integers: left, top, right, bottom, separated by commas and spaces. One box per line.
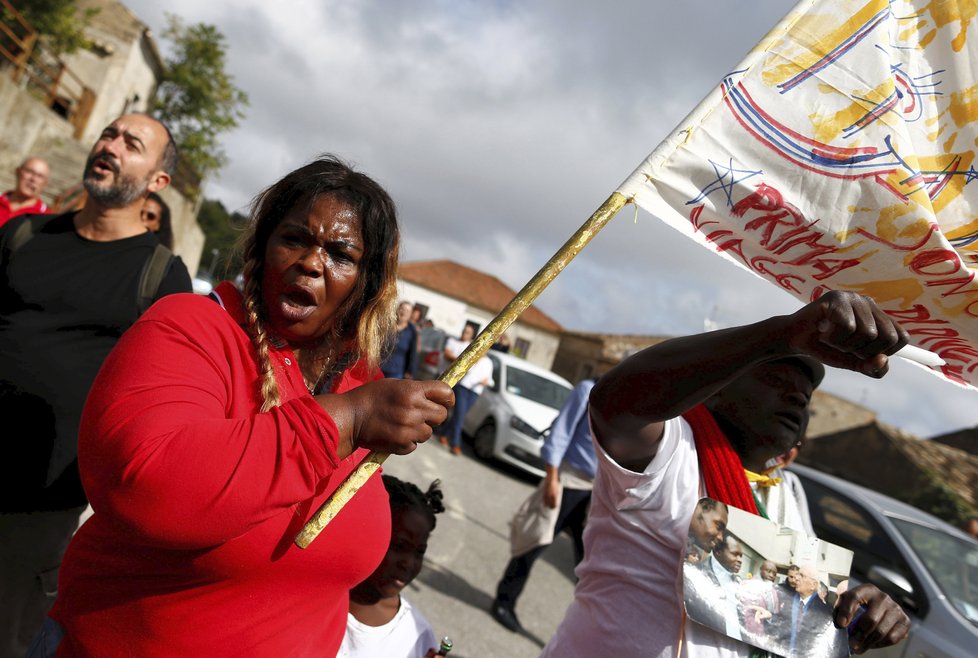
137, 243, 175, 314
8, 215, 38, 253
1, 214, 45, 269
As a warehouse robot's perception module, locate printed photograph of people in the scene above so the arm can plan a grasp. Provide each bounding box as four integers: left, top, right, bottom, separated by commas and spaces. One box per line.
683, 497, 852, 658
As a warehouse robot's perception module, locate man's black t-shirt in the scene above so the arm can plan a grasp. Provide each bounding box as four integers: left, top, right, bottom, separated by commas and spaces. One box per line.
0, 212, 192, 511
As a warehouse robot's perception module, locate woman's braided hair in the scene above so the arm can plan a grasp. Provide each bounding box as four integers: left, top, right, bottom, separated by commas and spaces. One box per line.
382, 475, 445, 532
238, 155, 400, 411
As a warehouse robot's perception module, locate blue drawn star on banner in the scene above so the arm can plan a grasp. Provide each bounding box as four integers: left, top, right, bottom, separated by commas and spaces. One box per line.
686, 158, 763, 207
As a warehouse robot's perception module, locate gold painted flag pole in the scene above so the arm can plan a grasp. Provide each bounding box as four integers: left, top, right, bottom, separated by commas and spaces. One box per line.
295, 191, 628, 548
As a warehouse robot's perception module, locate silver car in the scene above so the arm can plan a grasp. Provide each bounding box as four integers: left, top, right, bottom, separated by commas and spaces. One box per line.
462, 351, 573, 478
790, 463, 978, 657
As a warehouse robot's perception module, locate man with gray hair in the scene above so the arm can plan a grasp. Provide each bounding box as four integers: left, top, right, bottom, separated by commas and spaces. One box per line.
0, 157, 50, 228
0, 114, 191, 658
786, 564, 842, 657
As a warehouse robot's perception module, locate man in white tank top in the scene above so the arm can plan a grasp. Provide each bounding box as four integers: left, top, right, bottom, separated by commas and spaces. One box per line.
542, 291, 912, 658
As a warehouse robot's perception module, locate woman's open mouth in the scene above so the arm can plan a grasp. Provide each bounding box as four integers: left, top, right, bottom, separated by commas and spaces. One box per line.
278, 286, 318, 322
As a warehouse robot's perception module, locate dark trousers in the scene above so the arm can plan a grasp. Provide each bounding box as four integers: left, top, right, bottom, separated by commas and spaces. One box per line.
446, 385, 479, 448
495, 487, 591, 607
0, 507, 84, 658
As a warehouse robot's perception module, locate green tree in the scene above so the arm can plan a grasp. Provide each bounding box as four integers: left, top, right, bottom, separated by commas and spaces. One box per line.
8, 0, 98, 54
197, 199, 248, 277
153, 15, 249, 180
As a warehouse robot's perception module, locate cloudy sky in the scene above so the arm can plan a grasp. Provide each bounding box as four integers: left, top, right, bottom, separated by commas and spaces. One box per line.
123, 0, 976, 438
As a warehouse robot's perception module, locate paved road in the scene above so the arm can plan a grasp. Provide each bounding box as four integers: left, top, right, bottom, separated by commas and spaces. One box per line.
382, 437, 578, 658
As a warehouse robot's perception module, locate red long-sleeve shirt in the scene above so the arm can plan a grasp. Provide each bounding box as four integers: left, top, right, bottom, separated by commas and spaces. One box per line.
0, 192, 47, 227
51, 283, 391, 657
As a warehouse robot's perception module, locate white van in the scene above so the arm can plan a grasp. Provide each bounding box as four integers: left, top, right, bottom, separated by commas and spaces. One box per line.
462, 351, 573, 477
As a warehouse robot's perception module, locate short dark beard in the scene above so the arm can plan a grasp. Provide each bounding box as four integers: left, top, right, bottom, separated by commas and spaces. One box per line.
84, 172, 147, 208
82, 152, 150, 208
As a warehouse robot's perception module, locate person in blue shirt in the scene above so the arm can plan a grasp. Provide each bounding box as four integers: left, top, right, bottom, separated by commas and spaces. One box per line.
490, 378, 597, 633
380, 301, 419, 379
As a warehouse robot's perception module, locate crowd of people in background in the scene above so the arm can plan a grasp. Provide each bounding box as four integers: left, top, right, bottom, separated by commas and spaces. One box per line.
0, 111, 934, 658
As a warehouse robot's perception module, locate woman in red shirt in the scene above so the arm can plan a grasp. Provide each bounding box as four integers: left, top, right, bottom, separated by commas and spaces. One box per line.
46, 156, 453, 657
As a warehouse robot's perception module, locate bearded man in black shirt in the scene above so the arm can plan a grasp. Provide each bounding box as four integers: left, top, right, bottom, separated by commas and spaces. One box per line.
0, 114, 192, 657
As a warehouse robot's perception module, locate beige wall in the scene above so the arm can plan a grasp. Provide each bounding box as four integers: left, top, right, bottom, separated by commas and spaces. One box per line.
458, 306, 560, 370
159, 186, 205, 276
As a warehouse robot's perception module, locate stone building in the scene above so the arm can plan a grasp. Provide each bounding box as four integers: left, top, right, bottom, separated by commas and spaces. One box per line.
930, 426, 977, 456
799, 420, 978, 524
63, 0, 168, 146
0, 0, 204, 271
550, 330, 670, 384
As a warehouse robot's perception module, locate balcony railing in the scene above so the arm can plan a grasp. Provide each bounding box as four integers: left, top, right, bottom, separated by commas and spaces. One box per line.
0, 0, 95, 139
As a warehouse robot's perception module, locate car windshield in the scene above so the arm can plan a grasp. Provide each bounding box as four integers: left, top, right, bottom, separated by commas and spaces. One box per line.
504, 367, 571, 410
890, 517, 978, 628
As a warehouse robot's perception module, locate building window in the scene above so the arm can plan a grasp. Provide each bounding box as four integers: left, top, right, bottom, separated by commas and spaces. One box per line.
513, 338, 531, 358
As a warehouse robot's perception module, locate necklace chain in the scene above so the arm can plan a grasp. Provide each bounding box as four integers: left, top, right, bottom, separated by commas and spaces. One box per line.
303, 356, 330, 394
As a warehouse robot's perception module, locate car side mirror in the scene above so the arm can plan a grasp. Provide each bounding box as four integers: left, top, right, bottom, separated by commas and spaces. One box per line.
867, 565, 918, 613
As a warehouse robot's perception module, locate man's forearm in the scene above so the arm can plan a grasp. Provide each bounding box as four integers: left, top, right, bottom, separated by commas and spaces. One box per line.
588, 292, 908, 472
590, 315, 791, 428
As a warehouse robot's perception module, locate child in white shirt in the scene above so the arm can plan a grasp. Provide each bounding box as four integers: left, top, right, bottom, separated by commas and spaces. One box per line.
339, 476, 446, 658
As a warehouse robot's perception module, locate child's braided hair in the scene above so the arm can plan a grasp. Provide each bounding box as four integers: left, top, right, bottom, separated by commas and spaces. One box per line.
382, 475, 445, 531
